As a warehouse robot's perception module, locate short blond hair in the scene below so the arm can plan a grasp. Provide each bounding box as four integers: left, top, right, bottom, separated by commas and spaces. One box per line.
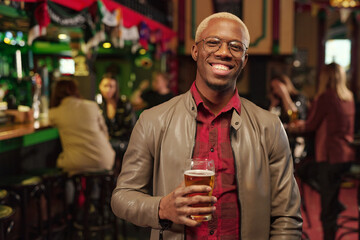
195, 12, 250, 46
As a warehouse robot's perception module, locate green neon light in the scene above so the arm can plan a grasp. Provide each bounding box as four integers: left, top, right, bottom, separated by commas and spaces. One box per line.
192, 0, 196, 40
250, 0, 267, 47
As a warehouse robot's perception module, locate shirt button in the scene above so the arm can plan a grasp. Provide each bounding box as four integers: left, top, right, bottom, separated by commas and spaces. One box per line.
210, 230, 214, 235
235, 121, 239, 125
210, 148, 214, 152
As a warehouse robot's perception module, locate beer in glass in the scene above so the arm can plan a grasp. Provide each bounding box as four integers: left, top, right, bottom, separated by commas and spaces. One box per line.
287, 109, 299, 123
184, 158, 215, 221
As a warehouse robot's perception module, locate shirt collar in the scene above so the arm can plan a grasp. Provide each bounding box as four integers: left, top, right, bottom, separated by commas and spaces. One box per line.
190, 82, 241, 115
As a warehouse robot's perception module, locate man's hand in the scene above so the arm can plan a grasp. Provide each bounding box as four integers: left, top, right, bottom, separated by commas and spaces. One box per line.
158, 182, 217, 227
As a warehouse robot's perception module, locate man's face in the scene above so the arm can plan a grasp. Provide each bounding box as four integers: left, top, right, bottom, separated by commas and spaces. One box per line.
192, 18, 249, 92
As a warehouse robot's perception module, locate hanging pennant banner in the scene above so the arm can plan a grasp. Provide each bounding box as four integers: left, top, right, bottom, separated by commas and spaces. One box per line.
139, 21, 150, 50
28, 1, 50, 45
22, 0, 176, 47
98, 0, 119, 27
47, 1, 89, 27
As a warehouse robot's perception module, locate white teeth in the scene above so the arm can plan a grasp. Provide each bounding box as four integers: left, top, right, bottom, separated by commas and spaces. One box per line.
212, 64, 229, 71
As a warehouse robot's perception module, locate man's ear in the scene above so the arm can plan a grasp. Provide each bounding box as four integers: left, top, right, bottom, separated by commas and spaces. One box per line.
191, 44, 198, 61
242, 54, 249, 69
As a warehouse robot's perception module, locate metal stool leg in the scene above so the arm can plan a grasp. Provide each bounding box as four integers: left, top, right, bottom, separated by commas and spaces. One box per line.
0, 223, 4, 240
83, 176, 91, 240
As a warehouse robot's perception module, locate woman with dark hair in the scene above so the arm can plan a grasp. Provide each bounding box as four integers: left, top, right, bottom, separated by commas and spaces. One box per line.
97, 73, 136, 168
49, 79, 115, 175
268, 74, 308, 123
50, 79, 81, 108
268, 74, 309, 163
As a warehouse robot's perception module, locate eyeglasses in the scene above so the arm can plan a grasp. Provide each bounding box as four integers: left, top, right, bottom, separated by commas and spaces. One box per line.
196, 37, 248, 58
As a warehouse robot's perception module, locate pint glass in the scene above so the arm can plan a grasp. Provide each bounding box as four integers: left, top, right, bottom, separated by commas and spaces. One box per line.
287, 109, 299, 124
184, 158, 215, 221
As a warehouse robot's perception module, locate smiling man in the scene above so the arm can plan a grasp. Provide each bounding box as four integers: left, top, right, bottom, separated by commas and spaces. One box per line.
111, 12, 303, 240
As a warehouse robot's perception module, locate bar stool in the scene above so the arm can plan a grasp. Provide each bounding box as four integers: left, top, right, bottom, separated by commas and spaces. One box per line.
0, 204, 15, 240
0, 189, 15, 239
27, 168, 69, 239
0, 190, 9, 206
70, 170, 118, 240
0, 175, 44, 240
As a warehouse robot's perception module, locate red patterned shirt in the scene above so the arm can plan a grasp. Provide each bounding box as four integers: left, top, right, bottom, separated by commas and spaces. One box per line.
186, 82, 241, 240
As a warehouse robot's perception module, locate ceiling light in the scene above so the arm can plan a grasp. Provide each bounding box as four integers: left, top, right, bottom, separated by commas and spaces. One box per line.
329, 0, 360, 7
58, 34, 68, 40
102, 42, 112, 48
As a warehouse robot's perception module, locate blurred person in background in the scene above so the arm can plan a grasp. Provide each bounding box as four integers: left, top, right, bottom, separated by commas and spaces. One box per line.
268, 74, 309, 164
49, 79, 115, 175
131, 72, 174, 110
268, 74, 308, 124
289, 62, 355, 240
97, 73, 136, 173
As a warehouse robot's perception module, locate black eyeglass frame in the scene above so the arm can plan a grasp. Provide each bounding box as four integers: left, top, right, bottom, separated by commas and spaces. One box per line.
195, 36, 249, 58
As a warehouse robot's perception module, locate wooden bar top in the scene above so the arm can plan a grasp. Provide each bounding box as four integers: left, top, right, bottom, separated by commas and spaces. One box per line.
0, 118, 52, 141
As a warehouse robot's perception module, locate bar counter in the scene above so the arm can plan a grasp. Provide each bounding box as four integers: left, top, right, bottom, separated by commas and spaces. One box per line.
0, 118, 61, 175
0, 117, 52, 139
0, 118, 59, 152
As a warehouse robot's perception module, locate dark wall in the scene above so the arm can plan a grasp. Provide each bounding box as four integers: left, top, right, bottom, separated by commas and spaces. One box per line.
0, 138, 62, 176
177, 55, 197, 94
247, 56, 270, 109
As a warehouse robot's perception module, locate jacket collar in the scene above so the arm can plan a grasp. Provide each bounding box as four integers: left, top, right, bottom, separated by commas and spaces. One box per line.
190, 82, 241, 115
183, 89, 242, 131
182, 90, 198, 118
231, 110, 242, 131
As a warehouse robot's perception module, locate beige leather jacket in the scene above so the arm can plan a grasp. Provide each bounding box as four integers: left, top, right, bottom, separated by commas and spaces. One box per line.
111, 90, 303, 240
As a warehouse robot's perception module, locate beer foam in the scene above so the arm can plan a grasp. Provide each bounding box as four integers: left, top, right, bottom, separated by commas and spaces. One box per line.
184, 169, 215, 177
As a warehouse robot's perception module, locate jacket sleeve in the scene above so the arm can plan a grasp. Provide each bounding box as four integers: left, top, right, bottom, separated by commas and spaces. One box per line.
111, 113, 163, 229
304, 94, 328, 132
268, 119, 303, 239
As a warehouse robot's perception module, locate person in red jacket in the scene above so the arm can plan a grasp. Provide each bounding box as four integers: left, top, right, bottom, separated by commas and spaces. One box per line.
290, 62, 355, 240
